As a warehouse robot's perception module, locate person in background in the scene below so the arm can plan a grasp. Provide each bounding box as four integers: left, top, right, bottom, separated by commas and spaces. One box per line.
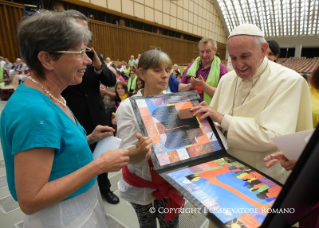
0, 11, 133, 227
100, 66, 118, 128
0, 64, 10, 88
116, 68, 126, 83
61, 9, 119, 204
180, 37, 227, 104
135, 76, 144, 94
0, 56, 5, 66
105, 57, 112, 67
124, 63, 130, 76
114, 81, 129, 109
266, 40, 280, 62
3, 58, 13, 70
135, 54, 141, 65
170, 63, 180, 75
308, 65, 319, 128
172, 69, 180, 78
128, 55, 135, 67
116, 50, 184, 228
127, 66, 138, 95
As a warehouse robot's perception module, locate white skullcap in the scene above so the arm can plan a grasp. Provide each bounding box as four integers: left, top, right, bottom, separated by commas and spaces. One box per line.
173, 64, 178, 67
228, 24, 264, 39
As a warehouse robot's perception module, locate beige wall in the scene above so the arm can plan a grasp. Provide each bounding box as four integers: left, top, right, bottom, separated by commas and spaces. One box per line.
79, 0, 227, 44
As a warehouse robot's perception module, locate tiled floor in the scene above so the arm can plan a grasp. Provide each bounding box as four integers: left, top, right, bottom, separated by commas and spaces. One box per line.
0, 100, 209, 228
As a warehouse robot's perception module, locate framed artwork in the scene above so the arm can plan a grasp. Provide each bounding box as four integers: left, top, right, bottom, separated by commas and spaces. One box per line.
130, 91, 283, 228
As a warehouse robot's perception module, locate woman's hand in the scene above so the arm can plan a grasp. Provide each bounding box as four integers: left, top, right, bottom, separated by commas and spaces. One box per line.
190, 101, 224, 124
87, 125, 115, 145
98, 149, 130, 172
264, 151, 297, 171
135, 133, 153, 158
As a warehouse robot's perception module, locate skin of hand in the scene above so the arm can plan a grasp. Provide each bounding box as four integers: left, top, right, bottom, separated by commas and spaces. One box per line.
100, 87, 106, 97
264, 151, 297, 171
190, 75, 205, 87
190, 101, 224, 125
87, 125, 115, 145
135, 133, 153, 158
97, 148, 130, 172
89, 47, 102, 71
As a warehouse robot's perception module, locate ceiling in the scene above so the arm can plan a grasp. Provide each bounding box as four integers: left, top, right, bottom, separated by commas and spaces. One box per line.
215, 0, 319, 38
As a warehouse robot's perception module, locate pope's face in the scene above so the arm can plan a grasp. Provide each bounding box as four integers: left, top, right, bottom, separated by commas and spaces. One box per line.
227, 35, 267, 80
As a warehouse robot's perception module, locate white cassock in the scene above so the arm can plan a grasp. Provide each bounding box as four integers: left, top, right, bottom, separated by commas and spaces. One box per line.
210, 57, 313, 184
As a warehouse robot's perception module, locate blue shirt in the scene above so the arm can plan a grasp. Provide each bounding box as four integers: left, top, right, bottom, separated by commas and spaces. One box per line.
168, 75, 180, 93
0, 83, 96, 201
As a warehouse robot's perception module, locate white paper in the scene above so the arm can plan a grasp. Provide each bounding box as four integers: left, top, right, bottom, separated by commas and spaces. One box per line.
271, 129, 314, 161
92, 136, 122, 160
304, 131, 314, 143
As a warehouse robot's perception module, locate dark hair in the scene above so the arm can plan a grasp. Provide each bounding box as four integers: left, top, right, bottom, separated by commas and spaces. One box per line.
174, 69, 181, 76
135, 76, 145, 92
309, 66, 319, 90
267, 40, 280, 60
114, 81, 128, 101
18, 12, 91, 78
130, 66, 137, 77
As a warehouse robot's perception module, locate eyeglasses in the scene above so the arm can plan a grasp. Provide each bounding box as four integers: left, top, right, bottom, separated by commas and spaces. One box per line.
52, 50, 86, 57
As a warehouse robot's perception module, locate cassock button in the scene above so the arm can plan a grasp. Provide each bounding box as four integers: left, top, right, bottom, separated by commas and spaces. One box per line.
85, 94, 88, 97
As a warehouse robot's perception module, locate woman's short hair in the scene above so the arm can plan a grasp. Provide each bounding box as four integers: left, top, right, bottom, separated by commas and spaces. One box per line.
18, 12, 91, 78
267, 40, 280, 57
309, 66, 319, 90
138, 50, 172, 71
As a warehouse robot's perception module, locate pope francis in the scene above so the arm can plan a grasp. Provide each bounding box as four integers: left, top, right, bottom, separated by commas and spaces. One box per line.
192, 24, 313, 185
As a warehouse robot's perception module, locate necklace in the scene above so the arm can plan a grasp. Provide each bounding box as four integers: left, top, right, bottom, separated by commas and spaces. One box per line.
229, 61, 269, 116
28, 76, 67, 107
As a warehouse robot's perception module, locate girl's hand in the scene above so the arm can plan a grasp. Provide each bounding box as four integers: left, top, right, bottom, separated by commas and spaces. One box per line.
135, 133, 153, 158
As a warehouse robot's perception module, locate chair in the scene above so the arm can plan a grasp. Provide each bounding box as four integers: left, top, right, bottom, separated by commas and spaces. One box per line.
0, 75, 20, 101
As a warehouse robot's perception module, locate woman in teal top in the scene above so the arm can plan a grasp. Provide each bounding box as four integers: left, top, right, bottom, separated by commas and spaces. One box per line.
0, 12, 152, 228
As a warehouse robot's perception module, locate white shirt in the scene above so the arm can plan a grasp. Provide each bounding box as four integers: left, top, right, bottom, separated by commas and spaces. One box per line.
211, 58, 313, 183
116, 89, 168, 205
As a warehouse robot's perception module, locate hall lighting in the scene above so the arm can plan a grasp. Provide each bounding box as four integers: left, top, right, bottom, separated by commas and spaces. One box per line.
216, 0, 319, 37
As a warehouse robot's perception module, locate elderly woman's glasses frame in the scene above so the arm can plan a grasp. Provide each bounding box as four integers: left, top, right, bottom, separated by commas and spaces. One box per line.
52, 50, 86, 57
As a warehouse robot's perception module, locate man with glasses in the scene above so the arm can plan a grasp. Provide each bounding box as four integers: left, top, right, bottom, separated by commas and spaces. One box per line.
61, 10, 120, 205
